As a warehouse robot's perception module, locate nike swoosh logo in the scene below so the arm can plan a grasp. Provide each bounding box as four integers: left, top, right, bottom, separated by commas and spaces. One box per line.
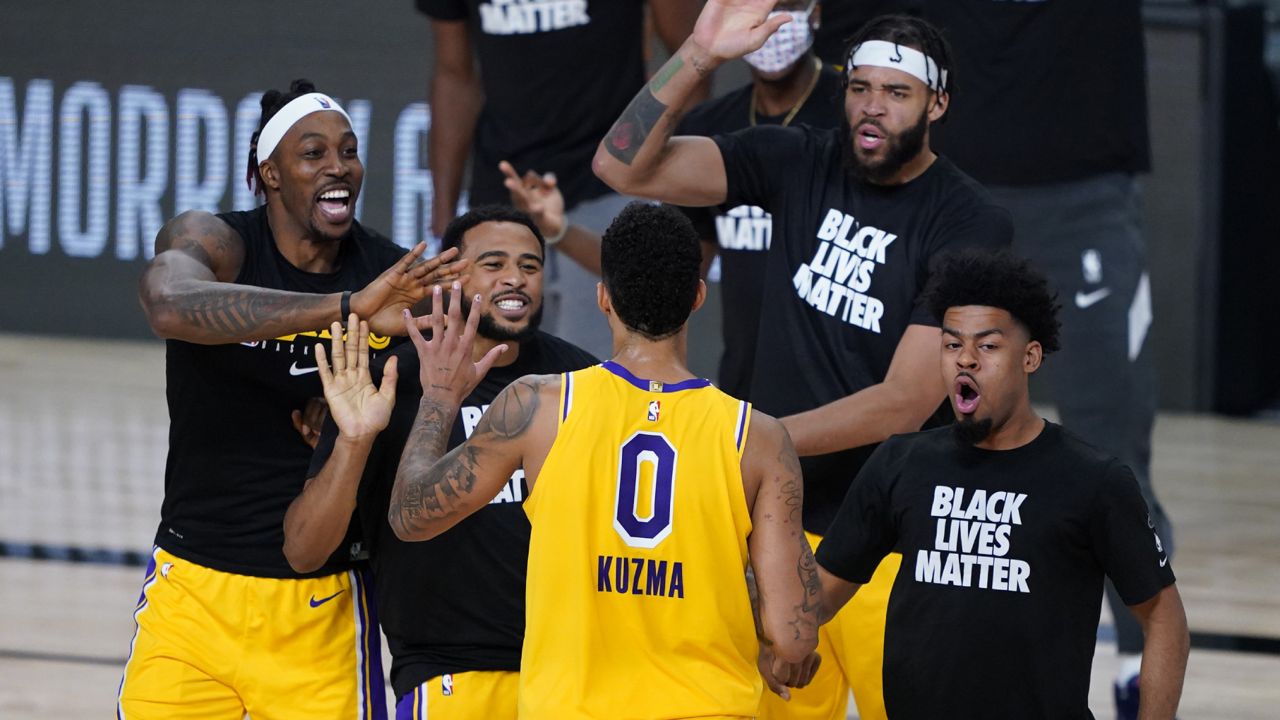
289, 362, 319, 376
309, 590, 345, 608
1074, 288, 1112, 309
1159, 556, 1168, 568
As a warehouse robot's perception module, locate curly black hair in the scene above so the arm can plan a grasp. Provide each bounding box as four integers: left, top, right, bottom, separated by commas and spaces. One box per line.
246, 78, 323, 196
600, 202, 702, 340
440, 205, 545, 257
923, 248, 1062, 354
843, 14, 956, 106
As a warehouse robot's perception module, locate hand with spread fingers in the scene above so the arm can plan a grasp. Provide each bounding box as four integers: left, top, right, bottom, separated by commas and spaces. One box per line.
404, 282, 509, 407
352, 242, 471, 336
500, 160, 566, 241
314, 314, 399, 441
692, 0, 794, 63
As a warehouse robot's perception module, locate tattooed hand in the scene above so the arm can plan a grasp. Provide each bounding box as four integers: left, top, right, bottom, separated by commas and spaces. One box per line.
691, 0, 793, 63
353, 243, 471, 336
315, 315, 399, 440
404, 282, 508, 406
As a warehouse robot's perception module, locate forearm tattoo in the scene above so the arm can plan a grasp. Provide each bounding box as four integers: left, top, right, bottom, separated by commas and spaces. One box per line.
794, 539, 822, 637
603, 87, 669, 166
390, 377, 544, 537
169, 287, 329, 338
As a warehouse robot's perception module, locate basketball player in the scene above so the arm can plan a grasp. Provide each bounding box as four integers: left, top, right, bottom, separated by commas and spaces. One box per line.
502, 0, 844, 400
119, 79, 463, 719
814, 249, 1189, 718
285, 205, 598, 719
592, 4, 1012, 718
369, 202, 820, 718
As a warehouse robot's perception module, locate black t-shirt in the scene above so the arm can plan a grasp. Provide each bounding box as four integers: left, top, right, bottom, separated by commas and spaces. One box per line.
308, 331, 597, 698
417, 0, 644, 208
926, 0, 1150, 185
677, 65, 845, 398
157, 206, 406, 577
817, 422, 1176, 719
715, 125, 1013, 534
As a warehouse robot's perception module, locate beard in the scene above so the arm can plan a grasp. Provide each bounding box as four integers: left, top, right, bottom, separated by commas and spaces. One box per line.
460, 293, 543, 343
841, 108, 930, 184
952, 415, 994, 446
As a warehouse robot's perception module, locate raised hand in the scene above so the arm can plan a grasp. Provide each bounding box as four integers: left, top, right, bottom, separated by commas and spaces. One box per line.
314, 314, 399, 440
500, 161, 565, 240
691, 0, 792, 63
352, 242, 471, 336
404, 282, 508, 406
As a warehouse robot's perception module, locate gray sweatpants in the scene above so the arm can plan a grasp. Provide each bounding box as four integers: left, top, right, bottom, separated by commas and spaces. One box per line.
540, 192, 632, 360
988, 173, 1173, 655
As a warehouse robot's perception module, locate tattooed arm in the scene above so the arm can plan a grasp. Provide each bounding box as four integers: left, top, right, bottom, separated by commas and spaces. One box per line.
742, 410, 820, 664
592, 0, 791, 205
389, 374, 557, 541
139, 211, 461, 344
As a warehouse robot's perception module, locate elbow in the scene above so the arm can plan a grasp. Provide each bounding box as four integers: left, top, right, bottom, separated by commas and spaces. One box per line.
388, 510, 439, 543
592, 146, 639, 196
282, 540, 325, 575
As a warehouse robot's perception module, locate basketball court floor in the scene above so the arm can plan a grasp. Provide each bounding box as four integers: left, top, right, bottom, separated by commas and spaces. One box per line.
1, 333, 1277, 718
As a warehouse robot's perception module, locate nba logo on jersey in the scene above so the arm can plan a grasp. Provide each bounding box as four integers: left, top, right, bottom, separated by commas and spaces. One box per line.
441, 673, 453, 696
647, 400, 661, 422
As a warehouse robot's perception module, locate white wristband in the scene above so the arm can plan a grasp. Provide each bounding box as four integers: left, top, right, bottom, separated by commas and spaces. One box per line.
545, 222, 569, 247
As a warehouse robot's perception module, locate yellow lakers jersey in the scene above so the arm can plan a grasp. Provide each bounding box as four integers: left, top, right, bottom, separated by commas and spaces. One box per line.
520, 362, 760, 720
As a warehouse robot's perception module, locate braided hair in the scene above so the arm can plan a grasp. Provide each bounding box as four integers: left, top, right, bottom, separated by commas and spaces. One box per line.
245, 78, 319, 196
842, 14, 956, 109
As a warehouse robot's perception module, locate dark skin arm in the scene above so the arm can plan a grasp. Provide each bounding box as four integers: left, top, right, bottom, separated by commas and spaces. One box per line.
782, 324, 948, 456
138, 210, 466, 343
814, 563, 862, 625
388, 283, 554, 542
1129, 584, 1190, 720
428, 18, 483, 237
282, 315, 399, 573
649, 0, 712, 105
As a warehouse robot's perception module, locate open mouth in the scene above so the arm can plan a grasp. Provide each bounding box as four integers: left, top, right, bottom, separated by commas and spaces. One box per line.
954, 375, 981, 415
316, 186, 353, 224
856, 123, 886, 151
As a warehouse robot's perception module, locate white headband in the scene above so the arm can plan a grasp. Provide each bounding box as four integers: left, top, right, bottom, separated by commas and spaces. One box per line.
848, 40, 948, 92
255, 92, 353, 164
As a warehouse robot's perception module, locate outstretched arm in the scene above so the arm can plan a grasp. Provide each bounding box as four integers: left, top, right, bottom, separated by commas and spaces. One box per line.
388, 283, 553, 541
782, 324, 947, 456
1129, 584, 1189, 720
743, 411, 821, 663
592, 0, 790, 204
283, 316, 398, 573
139, 211, 466, 343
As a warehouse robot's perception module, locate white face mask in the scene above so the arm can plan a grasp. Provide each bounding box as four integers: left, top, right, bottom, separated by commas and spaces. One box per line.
743, 2, 817, 74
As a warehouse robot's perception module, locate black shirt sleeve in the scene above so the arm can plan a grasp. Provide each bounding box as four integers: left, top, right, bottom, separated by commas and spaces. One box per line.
815, 440, 899, 583
713, 125, 807, 211
1089, 462, 1176, 605
416, 0, 468, 21
307, 415, 341, 480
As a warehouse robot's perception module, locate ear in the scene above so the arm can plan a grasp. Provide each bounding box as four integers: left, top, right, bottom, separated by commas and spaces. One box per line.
1023, 340, 1043, 374
691, 279, 707, 314
927, 90, 949, 123
810, 3, 822, 30
596, 281, 610, 316
259, 160, 282, 192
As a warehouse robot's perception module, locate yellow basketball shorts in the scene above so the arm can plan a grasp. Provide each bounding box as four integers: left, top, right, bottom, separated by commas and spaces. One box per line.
395, 670, 518, 720
758, 534, 901, 720
116, 547, 386, 720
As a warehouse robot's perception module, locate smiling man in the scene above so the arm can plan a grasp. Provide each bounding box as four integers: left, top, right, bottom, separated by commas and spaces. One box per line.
285, 205, 598, 720
591, 6, 1011, 718
813, 249, 1189, 719
122, 79, 463, 719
